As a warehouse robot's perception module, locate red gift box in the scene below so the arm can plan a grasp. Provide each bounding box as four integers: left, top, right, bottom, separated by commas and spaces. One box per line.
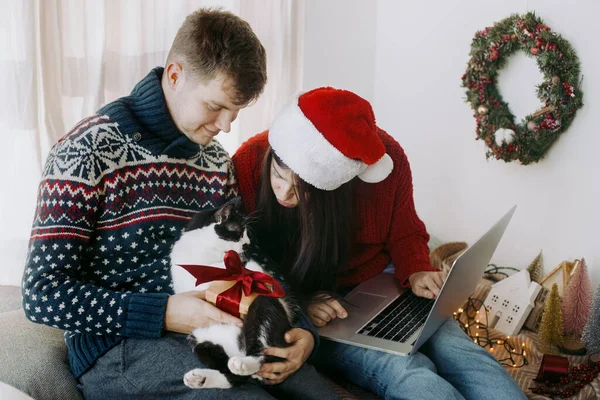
534, 354, 569, 382
178, 250, 285, 318
206, 280, 258, 317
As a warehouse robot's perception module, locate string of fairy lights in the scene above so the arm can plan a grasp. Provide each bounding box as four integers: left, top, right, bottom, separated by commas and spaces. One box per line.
452, 264, 600, 397
453, 264, 529, 368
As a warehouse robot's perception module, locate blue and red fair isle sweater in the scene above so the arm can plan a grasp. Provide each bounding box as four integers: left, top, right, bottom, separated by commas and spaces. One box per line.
21, 67, 239, 378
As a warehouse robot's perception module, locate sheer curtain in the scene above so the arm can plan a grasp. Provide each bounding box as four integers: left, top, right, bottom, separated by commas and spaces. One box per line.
0, 0, 304, 286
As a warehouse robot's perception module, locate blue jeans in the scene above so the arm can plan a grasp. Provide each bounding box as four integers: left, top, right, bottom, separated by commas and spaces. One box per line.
78, 332, 341, 400
312, 318, 526, 400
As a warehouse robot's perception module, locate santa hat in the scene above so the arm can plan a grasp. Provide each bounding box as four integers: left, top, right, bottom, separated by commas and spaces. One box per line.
268, 87, 393, 191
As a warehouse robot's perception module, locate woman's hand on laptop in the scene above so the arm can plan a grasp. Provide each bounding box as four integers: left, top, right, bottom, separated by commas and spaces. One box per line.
408, 270, 448, 299
306, 293, 348, 327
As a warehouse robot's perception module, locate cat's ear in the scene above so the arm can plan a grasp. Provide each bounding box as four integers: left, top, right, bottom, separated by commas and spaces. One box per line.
185, 208, 216, 231
214, 197, 243, 223
229, 196, 243, 212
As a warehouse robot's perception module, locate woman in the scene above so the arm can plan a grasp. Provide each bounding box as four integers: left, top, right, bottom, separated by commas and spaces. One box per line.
233, 87, 526, 400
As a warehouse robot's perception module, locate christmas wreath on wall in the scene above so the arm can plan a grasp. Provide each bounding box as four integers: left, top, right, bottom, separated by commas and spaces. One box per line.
461, 12, 583, 165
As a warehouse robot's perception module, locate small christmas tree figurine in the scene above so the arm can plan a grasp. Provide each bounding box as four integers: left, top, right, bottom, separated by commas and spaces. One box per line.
527, 251, 543, 283
581, 285, 600, 354
562, 258, 593, 336
539, 283, 564, 354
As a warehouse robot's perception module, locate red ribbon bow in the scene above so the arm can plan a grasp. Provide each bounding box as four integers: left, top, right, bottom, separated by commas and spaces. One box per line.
178, 250, 285, 317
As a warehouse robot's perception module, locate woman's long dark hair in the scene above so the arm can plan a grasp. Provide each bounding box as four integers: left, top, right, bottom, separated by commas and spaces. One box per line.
253, 147, 353, 294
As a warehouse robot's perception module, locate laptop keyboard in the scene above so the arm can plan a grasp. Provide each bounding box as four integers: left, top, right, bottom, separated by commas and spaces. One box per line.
357, 291, 435, 343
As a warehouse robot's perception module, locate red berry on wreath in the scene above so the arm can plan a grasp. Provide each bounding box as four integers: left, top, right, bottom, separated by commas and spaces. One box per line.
530, 47, 540, 55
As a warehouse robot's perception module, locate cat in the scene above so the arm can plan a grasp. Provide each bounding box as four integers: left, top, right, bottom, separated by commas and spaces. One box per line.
170, 197, 297, 389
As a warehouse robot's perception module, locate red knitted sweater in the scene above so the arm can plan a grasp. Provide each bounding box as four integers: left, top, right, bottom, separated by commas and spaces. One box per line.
232, 130, 436, 289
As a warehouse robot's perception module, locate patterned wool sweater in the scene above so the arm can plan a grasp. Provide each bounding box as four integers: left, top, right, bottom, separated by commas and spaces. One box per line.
21, 67, 237, 378
232, 130, 436, 289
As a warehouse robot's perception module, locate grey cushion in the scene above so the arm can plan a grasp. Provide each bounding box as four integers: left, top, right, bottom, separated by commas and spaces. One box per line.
0, 285, 21, 313
0, 309, 82, 400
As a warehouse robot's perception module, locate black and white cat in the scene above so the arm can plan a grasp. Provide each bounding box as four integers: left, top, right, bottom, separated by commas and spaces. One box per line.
170, 197, 297, 389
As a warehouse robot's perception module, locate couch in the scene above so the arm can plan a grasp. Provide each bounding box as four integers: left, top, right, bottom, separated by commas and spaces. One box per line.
0, 285, 83, 400
0, 284, 375, 400
6, 241, 598, 399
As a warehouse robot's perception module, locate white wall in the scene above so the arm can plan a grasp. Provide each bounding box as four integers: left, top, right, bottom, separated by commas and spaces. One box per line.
302, 0, 377, 102
304, 0, 600, 286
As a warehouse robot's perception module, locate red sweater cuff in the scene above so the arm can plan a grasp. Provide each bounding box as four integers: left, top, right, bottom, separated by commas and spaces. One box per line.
390, 237, 437, 288
396, 262, 438, 288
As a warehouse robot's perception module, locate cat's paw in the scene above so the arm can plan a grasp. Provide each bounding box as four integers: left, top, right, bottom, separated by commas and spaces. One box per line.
228, 356, 262, 376
183, 368, 232, 389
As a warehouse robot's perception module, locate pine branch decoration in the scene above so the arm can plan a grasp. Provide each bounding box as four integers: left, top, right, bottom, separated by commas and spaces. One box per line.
539, 283, 564, 354
581, 285, 600, 354
461, 12, 584, 164
527, 251, 543, 283
562, 258, 593, 336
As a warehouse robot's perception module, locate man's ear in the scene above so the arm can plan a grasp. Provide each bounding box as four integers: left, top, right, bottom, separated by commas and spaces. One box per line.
164, 61, 184, 89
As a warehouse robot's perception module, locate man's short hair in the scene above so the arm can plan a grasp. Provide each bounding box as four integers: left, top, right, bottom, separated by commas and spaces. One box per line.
167, 8, 267, 105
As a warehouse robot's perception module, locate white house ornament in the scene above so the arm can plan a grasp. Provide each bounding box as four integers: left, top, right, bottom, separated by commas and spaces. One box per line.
480, 269, 542, 336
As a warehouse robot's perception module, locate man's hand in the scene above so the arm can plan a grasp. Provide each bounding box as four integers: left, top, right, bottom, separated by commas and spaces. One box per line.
164, 290, 243, 334
408, 270, 448, 299
306, 293, 347, 327
258, 328, 315, 384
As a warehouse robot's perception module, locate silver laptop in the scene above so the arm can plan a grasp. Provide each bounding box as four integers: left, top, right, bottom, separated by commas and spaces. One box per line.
318, 205, 516, 356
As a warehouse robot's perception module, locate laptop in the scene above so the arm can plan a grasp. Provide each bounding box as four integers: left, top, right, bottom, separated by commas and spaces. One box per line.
318, 205, 516, 356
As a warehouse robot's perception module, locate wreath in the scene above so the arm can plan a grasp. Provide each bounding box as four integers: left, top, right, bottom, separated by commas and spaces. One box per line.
461, 12, 583, 165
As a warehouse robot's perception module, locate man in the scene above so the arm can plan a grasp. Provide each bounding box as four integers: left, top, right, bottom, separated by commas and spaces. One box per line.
22, 8, 335, 399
